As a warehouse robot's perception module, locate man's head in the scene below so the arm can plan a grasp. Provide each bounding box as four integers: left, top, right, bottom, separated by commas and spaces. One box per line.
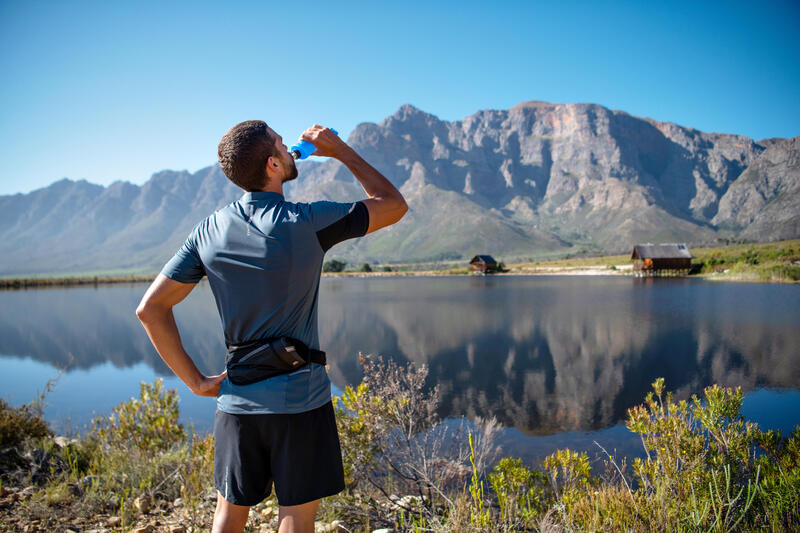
217, 120, 297, 191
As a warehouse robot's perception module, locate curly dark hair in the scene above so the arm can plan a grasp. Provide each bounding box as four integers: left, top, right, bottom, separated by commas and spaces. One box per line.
217, 120, 279, 191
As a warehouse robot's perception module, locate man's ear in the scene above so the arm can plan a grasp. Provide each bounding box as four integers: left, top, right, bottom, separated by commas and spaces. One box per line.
265, 156, 280, 178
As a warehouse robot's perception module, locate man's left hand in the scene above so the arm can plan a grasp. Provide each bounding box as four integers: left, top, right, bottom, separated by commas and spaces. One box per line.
299, 125, 349, 159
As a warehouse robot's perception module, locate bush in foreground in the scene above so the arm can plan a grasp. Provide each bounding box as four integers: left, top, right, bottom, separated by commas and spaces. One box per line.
0, 399, 50, 450
2, 366, 799, 532
1, 379, 217, 531
331, 369, 800, 531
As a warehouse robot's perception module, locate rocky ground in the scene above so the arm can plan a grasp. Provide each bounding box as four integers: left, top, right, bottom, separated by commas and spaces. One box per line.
0, 482, 352, 532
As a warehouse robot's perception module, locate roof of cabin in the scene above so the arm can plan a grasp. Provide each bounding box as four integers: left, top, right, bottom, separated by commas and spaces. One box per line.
631, 243, 692, 259
470, 255, 497, 264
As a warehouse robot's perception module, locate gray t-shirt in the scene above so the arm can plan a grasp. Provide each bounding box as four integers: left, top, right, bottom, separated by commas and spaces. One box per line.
161, 190, 368, 414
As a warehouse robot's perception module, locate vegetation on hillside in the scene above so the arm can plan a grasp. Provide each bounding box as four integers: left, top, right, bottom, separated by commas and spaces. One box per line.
2, 357, 799, 532
507, 239, 800, 282
323, 259, 348, 273
689, 239, 800, 282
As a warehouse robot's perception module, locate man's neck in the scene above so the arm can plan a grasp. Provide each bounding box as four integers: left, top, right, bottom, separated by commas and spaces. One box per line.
256, 180, 284, 195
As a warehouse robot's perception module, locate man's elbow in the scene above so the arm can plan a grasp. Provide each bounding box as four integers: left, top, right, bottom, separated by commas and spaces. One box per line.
393, 194, 408, 222
135, 300, 152, 323
136, 298, 164, 324
365, 193, 409, 233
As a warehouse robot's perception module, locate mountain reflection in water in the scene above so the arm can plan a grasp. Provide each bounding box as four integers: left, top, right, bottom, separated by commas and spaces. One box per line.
0, 276, 798, 436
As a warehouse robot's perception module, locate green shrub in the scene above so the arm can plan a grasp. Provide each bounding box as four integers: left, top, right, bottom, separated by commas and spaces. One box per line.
756, 426, 800, 531
543, 448, 592, 508
621, 378, 794, 531
75, 379, 194, 519
333, 354, 500, 530
488, 457, 546, 525
759, 264, 800, 282
330, 364, 800, 531
333, 382, 379, 489
323, 259, 347, 273
467, 432, 491, 529
0, 398, 50, 448
92, 378, 184, 452
741, 249, 760, 265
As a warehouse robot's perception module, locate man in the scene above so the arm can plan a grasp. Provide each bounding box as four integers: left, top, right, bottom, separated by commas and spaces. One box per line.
136, 121, 407, 533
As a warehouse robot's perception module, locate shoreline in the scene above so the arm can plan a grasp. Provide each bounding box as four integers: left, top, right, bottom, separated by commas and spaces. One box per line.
0, 275, 154, 290
4, 237, 799, 288
0, 267, 634, 288
4, 266, 797, 289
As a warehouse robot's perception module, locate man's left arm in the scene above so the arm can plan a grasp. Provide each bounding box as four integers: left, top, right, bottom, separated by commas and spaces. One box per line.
300, 125, 407, 233
136, 274, 226, 397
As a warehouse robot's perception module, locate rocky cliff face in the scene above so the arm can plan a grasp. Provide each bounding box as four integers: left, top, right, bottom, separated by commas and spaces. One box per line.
712, 137, 800, 239
0, 101, 797, 275
288, 101, 796, 262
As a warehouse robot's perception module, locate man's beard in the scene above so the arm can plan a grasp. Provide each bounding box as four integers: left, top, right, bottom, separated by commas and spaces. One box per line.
282, 159, 298, 182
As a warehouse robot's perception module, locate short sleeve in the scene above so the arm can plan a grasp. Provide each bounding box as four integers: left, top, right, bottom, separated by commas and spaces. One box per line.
161, 230, 205, 284
305, 201, 360, 232
315, 201, 369, 252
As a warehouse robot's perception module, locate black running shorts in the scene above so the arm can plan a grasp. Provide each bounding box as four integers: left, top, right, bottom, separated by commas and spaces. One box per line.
213, 401, 345, 507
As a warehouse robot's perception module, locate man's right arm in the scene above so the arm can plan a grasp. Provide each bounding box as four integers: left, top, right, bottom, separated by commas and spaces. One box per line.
136, 274, 226, 397
300, 126, 408, 233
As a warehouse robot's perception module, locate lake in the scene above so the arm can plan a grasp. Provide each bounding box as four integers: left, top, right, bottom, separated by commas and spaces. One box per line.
1, 275, 799, 465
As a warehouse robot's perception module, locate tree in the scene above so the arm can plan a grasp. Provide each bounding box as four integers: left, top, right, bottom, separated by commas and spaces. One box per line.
323, 259, 347, 273
360, 263, 372, 272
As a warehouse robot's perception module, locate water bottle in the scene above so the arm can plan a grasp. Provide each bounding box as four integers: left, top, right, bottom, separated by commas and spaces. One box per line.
290, 128, 339, 160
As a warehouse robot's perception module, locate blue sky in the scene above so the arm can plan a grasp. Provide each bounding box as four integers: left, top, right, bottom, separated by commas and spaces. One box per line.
1, 0, 798, 195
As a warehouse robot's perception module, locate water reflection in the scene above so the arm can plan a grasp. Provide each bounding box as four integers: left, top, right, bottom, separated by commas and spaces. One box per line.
319, 277, 800, 434
0, 285, 225, 376
1, 277, 798, 436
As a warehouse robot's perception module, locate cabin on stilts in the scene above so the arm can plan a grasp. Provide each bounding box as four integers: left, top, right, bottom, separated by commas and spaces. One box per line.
631, 243, 692, 277
469, 255, 498, 274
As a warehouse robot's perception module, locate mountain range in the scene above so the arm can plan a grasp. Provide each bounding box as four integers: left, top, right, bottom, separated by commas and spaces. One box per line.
1, 101, 798, 276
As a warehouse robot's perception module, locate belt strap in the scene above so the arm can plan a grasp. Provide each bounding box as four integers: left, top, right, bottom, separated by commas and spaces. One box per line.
226, 337, 326, 366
